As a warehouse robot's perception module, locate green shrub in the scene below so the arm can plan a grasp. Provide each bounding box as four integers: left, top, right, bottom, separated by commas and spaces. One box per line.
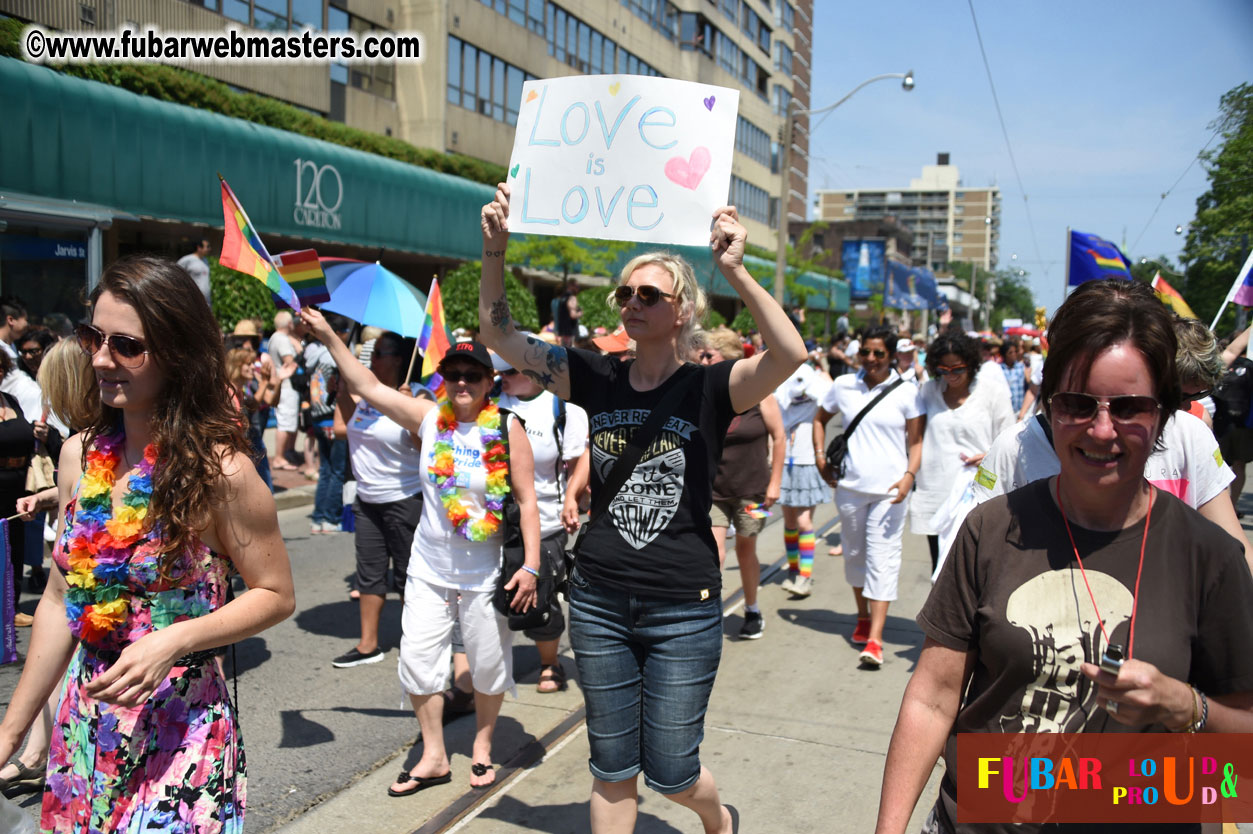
209, 257, 277, 331
440, 261, 539, 334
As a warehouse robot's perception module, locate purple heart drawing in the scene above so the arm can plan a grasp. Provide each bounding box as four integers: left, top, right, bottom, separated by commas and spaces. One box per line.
664, 147, 712, 190
703, 95, 716, 111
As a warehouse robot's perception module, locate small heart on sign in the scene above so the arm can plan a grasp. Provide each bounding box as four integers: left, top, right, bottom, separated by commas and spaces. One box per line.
509, 164, 519, 178
664, 147, 712, 191
609, 82, 621, 96
703, 95, 716, 111
526, 90, 538, 103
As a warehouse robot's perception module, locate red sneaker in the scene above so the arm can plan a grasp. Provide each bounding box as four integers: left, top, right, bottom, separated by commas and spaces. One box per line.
851, 617, 871, 645
859, 639, 884, 667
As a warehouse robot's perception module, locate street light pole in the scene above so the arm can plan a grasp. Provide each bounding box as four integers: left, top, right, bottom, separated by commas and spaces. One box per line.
774, 70, 915, 305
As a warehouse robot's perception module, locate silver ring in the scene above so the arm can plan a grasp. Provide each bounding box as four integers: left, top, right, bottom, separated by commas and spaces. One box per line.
1106, 700, 1119, 715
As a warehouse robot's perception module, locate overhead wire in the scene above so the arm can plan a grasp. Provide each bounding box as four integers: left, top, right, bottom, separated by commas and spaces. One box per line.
1127, 126, 1223, 254
966, 0, 1047, 277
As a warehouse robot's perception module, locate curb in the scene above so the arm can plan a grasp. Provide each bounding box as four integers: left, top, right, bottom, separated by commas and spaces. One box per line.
273, 485, 317, 511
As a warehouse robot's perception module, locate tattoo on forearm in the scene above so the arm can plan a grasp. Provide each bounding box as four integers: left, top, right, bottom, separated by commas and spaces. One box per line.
489, 294, 511, 333
483, 249, 506, 258
522, 337, 567, 392
522, 369, 556, 391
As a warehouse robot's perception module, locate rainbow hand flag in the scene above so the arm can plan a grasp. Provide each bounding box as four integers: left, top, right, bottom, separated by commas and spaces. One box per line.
1151, 273, 1197, 319
417, 278, 452, 398
1066, 230, 1133, 287
219, 175, 300, 311
273, 249, 329, 306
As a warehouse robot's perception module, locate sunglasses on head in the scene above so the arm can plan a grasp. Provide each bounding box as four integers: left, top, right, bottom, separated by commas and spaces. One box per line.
1048, 392, 1161, 425
614, 285, 674, 307
934, 364, 968, 377
499, 368, 520, 377
858, 348, 888, 359
442, 369, 485, 385
1182, 388, 1211, 403
76, 323, 148, 368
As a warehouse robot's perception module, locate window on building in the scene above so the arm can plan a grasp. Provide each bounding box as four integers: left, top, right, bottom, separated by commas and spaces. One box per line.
953, 246, 964, 254
720, 0, 738, 22
735, 116, 772, 168
447, 36, 535, 126
773, 84, 792, 117
347, 13, 396, 99
777, 0, 794, 30
954, 205, 964, 214
680, 12, 714, 56
622, 0, 680, 40
185, 0, 222, 11
775, 41, 792, 76
291, 0, 321, 27
731, 176, 771, 225
550, 6, 658, 76
222, 0, 249, 23
741, 5, 770, 53
953, 232, 963, 241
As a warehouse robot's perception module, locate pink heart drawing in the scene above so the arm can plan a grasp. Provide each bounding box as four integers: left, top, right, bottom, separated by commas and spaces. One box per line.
664, 147, 712, 191
703, 95, 716, 111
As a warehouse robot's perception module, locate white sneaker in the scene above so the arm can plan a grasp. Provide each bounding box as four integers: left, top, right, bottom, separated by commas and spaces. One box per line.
311, 521, 326, 535
789, 575, 813, 597
779, 574, 798, 593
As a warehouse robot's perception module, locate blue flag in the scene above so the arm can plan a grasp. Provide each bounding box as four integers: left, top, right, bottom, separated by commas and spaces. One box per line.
1068, 230, 1134, 286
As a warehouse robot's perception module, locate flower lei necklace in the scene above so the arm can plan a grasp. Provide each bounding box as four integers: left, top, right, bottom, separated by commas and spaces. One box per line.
429, 398, 509, 541
63, 431, 157, 644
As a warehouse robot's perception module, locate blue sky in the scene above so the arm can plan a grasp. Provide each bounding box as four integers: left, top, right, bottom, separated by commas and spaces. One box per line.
806, 0, 1253, 314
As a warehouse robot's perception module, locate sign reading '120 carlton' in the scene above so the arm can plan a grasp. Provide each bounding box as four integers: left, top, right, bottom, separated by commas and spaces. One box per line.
506, 75, 739, 246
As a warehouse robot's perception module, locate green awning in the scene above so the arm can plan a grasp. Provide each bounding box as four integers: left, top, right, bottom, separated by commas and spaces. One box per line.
0, 57, 492, 259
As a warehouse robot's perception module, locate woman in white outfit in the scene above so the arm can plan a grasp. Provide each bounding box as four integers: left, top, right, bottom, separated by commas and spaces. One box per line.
909, 330, 1014, 573
301, 310, 540, 794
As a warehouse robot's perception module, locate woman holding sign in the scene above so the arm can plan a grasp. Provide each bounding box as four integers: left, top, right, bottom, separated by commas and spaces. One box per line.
480, 182, 806, 833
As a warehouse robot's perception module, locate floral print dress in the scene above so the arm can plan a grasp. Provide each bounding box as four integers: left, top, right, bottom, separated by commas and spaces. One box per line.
43, 433, 245, 833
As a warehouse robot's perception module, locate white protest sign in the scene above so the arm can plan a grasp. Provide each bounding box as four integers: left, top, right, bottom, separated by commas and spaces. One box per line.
506, 74, 739, 246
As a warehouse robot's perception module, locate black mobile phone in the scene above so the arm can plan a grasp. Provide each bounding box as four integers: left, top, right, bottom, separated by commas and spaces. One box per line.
1100, 643, 1125, 675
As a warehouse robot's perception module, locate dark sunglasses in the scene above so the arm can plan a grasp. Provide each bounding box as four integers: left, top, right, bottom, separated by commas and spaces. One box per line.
442, 369, 486, 385
858, 348, 888, 359
19, 346, 43, 358
934, 365, 968, 377
698, 351, 718, 361
1049, 392, 1161, 425
614, 285, 674, 307
76, 323, 148, 368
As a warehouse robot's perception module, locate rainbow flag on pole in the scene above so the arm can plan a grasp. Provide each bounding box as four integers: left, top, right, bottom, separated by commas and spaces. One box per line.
273, 249, 329, 306
1151, 273, 1197, 319
418, 279, 452, 399
1066, 230, 1134, 286
218, 175, 301, 311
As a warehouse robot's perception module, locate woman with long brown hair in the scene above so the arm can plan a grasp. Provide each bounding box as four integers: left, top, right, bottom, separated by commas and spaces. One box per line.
0, 255, 295, 833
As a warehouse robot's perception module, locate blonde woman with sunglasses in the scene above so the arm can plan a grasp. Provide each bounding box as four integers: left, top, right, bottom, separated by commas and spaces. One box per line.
479, 183, 806, 834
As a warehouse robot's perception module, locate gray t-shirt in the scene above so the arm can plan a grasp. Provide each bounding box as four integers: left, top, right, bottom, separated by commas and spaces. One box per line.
918, 479, 1253, 834
177, 254, 211, 303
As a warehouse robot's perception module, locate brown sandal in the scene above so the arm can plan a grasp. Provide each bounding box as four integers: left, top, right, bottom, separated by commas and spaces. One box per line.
536, 663, 568, 693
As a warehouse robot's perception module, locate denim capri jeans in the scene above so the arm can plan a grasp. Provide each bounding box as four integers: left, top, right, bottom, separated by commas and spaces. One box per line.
567, 566, 722, 795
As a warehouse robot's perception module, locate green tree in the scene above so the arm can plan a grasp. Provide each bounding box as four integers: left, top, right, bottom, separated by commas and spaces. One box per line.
508, 236, 635, 283
990, 269, 1037, 330
440, 261, 539, 334
731, 307, 757, 334
577, 286, 619, 333
1182, 82, 1253, 332
209, 257, 277, 331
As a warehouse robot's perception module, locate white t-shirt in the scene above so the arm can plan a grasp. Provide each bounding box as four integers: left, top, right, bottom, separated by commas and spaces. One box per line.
972, 410, 1234, 510
176, 254, 212, 301
268, 330, 297, 396
1, 364, 43, 423
774, 362, 831, 466
346, 399, 424, 504
911, 366, 1016, 534
410, 408, 507, 592
819, 369, 923, 495
498, 391, 589, 536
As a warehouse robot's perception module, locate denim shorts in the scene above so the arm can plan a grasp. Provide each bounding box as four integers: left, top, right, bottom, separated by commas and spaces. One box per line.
567, 566, 722, 795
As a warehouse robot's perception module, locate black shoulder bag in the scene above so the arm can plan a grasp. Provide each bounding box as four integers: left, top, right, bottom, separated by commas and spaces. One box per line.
824, 376, 906, 480
572, 364, 699, 558
493, 410, 556, 631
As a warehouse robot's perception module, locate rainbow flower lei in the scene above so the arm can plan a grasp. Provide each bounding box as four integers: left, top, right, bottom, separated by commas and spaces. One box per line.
428, 399, 509, 541
62, 432, 156, 644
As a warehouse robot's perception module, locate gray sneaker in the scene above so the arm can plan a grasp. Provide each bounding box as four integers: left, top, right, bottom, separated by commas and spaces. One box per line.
789, 575, 813, 598
738, 610, 764, 640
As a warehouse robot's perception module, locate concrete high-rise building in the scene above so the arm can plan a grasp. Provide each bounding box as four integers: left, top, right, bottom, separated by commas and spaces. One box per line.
1, 0, 811, 249
814, 153, 1001, 273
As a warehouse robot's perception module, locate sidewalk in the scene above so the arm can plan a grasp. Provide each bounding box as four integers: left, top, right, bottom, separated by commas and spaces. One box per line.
273, 504, 943, 833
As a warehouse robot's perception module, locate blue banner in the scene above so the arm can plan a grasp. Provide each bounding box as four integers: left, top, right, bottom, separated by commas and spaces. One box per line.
1067, 230, 1133, 286
841, 239, 886, 300
885, 262, 944, 311
0, 235, 87, 260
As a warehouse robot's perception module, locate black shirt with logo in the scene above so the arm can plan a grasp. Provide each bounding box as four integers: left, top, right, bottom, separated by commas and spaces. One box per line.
567, 349, 736, 599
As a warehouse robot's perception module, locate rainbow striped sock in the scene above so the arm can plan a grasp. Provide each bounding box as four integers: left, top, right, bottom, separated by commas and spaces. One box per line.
799, 531, 815, 578
784, 528, 799, 574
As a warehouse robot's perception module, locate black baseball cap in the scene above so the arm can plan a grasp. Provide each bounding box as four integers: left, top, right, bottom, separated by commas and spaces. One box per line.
439, 340, 493, 372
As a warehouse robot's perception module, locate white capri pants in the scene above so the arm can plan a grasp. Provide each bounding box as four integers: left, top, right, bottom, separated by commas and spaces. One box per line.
398, 574, 514, 697
836, 486, 908, 602
275, 384, 299, 432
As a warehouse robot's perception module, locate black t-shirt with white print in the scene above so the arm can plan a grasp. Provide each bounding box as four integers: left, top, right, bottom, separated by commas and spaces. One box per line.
566, 348, 737, 600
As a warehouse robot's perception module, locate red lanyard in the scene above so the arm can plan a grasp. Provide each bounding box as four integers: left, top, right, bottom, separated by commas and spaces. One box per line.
1054, 477, 1153, 660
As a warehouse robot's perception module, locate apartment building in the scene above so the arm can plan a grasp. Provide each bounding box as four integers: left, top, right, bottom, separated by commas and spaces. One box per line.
814, 153, 1001, 273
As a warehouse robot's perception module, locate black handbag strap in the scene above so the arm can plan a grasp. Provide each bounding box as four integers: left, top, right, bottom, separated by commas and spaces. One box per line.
587, 364, 698, 525
842, 375, 906, 441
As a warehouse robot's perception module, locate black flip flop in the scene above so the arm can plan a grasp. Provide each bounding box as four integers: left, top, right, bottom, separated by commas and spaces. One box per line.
387, 769, 452, 798
470, 762, 496, 791
725, 804, 740, 834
